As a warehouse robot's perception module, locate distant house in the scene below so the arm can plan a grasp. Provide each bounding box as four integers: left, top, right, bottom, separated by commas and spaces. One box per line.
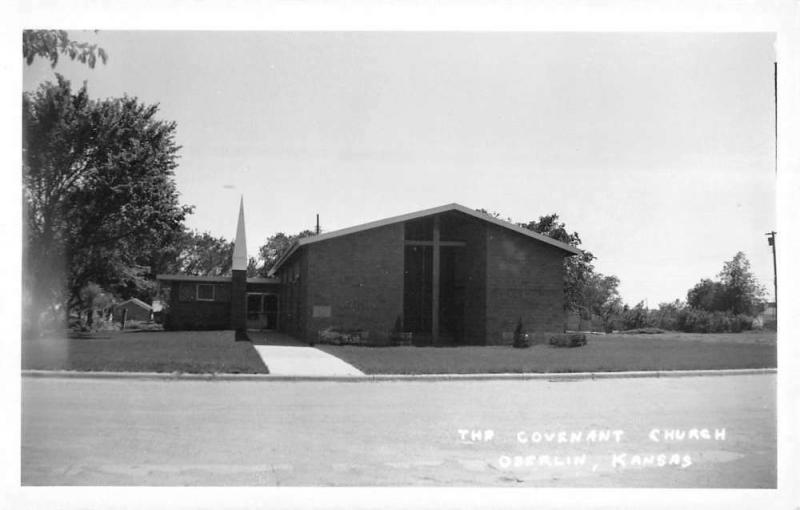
112, 297, 153, 322
158, 201, 582, 345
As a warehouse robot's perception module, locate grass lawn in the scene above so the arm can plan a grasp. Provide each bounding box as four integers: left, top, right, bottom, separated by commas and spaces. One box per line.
316, 330, 777, 375
22, 330, 268, 374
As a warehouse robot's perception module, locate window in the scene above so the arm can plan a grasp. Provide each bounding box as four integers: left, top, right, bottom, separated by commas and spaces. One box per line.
196, 284, 215, 301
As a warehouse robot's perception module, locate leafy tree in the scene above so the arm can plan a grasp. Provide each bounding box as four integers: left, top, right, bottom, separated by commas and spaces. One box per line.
23, 30, 108, 69
247, 257, 259, 278
686, 252, 765, 316
257, 230, 316, 276
620, 300, 651, 330
77, 282, 113, 330
23, 75, 191, 335
174, 231, 234, 277
146, 228, 260, 285
149, 228, 260, 286
581, 273, 623, 331
717, 252, 765, 315
687, 279, 726, 312
518, 213, 598, 313
653, 300, 686, 331
474, 208, 514, 223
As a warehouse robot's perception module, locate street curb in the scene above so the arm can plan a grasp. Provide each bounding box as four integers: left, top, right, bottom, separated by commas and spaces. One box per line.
21, 367, 777, 382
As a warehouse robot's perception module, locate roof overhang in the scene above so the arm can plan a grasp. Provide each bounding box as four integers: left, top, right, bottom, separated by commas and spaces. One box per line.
269, 203, 582, 275
246, 277, 281, 284
156, 274, 280, 284
157, 274, 232, 283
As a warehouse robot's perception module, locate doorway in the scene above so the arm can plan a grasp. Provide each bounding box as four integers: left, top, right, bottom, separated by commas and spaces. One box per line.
246, 293, 278, 330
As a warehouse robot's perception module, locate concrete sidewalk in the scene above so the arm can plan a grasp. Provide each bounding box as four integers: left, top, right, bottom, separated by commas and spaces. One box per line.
253, 345, 365, 376
248, 330, 364, 376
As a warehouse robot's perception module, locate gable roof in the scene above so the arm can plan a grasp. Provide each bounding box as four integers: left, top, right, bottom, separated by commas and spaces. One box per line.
117, 297, 152, 310
270, 203, 582, 274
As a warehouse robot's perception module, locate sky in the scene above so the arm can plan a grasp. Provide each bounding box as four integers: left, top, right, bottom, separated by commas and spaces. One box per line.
22, 31, 777, 306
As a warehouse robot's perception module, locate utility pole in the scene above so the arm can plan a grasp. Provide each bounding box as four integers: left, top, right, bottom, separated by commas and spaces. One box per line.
774, 61, 778, 175
766, 231, 777, 322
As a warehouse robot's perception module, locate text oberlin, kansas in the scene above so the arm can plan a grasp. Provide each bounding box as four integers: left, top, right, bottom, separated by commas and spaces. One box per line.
457, 427, 727, 471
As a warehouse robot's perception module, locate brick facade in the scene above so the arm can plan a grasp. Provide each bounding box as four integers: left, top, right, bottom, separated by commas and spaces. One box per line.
485, 224, 567, 344
164, 279, 282, 331
165, 281, 232, 330
276, 213, 570, 346
279, 223, 405, 343
230, 270, 247, 331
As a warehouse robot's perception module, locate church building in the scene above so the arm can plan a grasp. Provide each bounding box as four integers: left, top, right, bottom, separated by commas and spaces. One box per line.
158, 202, 581, 345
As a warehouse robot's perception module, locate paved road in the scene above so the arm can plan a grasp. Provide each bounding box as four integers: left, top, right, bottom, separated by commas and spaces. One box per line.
21, 374, 775, 487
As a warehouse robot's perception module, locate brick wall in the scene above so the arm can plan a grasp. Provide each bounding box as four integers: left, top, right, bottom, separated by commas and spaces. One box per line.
297, 254, 309, 338
304, 223, 405, 343
485, 225, 568, 344
247, 283, 282, 294
165, 281, 232, 330
230, 270, 247, 330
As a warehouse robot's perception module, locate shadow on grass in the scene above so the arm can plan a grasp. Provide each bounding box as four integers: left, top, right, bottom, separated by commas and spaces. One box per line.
22, 330, 268, 374
247, 331, 309, 347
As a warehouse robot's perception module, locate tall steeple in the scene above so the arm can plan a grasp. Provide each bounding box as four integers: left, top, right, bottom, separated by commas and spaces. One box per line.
232, 196, 247, 271
230, 196, 248, 337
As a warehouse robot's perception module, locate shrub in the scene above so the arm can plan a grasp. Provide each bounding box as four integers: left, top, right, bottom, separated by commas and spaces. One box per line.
732, 314, 754, 333
513, 318, 530, 348
674, 308, 753, 333
549, 333, 587, 348
389, 315, 413, 346
615, 302, 755, 334
619, 327, 664, 334
318, 327, 370, 345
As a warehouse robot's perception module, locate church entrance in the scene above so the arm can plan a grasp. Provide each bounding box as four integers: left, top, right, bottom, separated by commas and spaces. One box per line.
246, 293, 278, 330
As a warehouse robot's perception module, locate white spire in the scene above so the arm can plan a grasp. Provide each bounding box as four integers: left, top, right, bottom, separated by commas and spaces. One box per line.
232, 196, 247, 271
